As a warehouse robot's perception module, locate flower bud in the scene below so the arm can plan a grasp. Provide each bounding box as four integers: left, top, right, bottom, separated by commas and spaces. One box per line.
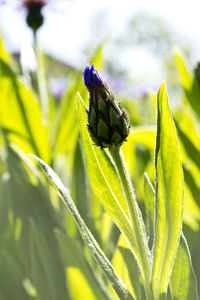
82, 64, 130, 148
22, 0, 48, 32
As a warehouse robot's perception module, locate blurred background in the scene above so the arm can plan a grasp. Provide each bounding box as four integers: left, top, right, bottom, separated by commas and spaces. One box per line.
1, 0, 200, 101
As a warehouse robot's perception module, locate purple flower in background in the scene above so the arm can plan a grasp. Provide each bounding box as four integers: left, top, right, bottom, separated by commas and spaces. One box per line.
129, 82, 158, 99
82, 64, 103, 90
49, 77, 68, 101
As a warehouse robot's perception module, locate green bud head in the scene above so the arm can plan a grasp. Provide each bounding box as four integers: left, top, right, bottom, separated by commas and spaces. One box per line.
88, 83, 130, 148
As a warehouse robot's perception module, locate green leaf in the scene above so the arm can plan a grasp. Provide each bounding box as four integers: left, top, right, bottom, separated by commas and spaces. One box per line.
143, 172, 155, 250
56, 230, 113, 300
169, 234, 198, 300
111, 235, 142, 300
0, 34, 13, 64
0, 60, 50, 163
174, 107, 200, 152
30, 220, 70, 300
50, 72, 80, 157
175, 51, 200, 120
143, 165, 198, 299
175, 121, 200, 171
0, 251, 32, 300
2, 146, 68, 300
76, 94, 143, 266
152, 83, 184, 298
173, 112, 200, 229
51, 46, 103, 157
0, 176, 10, 253
183, 177, 200, 231
122, 128, 156, 181
30, 154, 134, 300
70, 139, 104, 248
174, 50, 193, 91
71, 139, 90, 230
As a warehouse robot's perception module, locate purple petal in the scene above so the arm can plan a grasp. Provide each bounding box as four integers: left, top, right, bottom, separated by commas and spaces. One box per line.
82, 64, 103, 90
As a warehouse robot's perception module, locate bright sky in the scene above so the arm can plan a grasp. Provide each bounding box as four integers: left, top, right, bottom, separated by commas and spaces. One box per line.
1, 0, 200, 80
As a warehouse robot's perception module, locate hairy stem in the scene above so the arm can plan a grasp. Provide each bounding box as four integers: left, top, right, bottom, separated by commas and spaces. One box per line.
109, 144, 153, 297
33, 31, 49, 124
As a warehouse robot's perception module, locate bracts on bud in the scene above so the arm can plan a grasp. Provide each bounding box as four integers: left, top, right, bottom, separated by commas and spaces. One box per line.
82, 64, 130, 148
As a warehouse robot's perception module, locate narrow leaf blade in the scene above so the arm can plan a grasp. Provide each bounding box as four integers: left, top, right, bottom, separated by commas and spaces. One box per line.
143, 172, 155, 250
30, 154, 134, 300
76, 94, 141, 264
30, 220, 69, 300
56, 230, 113, 300
111, 235, 142, 300
175, 51, 200, 120
170, 234, 198, 300
152, 83, 184, 297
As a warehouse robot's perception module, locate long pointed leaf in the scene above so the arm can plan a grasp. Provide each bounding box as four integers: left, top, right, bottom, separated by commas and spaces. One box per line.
0, 60, 50, 162
30, 220, 69, 300
143, 172, 155, 250
30, 154, 134, 300
152, 83, 184, 298
175, 51, 200, 120
169, 234, 198, 300
76, 94, 146, 272
111, 235, 142, 300
56, 230, 113, 300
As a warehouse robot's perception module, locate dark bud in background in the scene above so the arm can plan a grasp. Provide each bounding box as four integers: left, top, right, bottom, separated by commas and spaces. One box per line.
26, 6, 43, 32
22, 0, 47, 32
82, 64, 130, 148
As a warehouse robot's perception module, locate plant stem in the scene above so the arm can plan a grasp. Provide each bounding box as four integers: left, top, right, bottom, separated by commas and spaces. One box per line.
109, 144, 153, 297
33, 30, 49, 125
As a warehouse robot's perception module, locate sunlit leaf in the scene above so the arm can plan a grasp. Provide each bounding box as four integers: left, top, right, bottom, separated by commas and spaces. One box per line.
30, 154, 134, 300
2, 146, 67, 300
169, 234, 198, 300
51, 46, 103, 157
111, 235, 142, 300
56, 230, 113, 300
0, 60, 50, 163
152, 83, 184, 298
30, 220, 69, 300
143, 172, 155, 250
76, 94, 148, 270
175, 51, 200, 120
70, 140, 90, 234
0, 34, 13, 64
175, 121, 200, 171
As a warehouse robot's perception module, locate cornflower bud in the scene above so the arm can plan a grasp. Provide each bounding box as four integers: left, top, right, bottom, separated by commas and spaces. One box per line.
21, 0, 48, 32
82, 64, 130, 148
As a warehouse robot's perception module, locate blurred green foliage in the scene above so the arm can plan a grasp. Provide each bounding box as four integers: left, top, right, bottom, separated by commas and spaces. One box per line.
0, 33, 199, 300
